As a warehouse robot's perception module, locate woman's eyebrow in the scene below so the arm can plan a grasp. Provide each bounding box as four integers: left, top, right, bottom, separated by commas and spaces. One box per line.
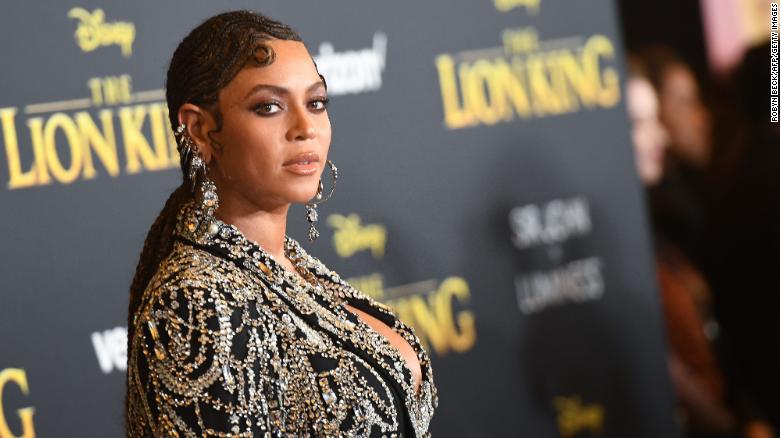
244, 81, 325, 100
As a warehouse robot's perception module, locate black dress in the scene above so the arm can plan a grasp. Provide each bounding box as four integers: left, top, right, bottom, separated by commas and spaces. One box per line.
127, 199, 438, 437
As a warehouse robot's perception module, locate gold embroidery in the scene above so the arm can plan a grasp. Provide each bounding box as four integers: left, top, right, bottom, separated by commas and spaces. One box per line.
127, 200, 438, 437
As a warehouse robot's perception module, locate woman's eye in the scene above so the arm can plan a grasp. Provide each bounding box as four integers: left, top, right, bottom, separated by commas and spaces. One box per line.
310, 98, 330, 111
254, 102, 282, 115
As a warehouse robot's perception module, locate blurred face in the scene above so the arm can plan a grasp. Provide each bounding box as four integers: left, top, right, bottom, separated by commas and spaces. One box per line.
627, 77, 668, 185
658, 64, 711, 167
206, 39, 331, 211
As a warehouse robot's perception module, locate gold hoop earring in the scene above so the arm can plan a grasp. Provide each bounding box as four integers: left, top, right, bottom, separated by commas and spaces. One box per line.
305, 159, 338, 241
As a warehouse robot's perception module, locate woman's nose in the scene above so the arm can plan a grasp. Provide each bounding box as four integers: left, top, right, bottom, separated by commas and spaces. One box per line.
287, 104, 316, 142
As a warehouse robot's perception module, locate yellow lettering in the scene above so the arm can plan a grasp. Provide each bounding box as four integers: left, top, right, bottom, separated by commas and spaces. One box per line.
583, 35, 620, 107
557, 50, 593, 111
328, 214, 387, 259
103, 75, 132, 105
494, 0, 541, 13
75, 110, 119, 178
67, 8, 135, 58
121, 104, 167, 173
100, 79, 118, 105
1, 109, 37, 189
386, 277, 477, 355
148, 104, 173, 169
502, 28, 539, 55
527, 53, 565, 115
43, 113, 82, 184
86, 78, 102, 106
503, 59, 533, 117
26, 119, 50, 186
162, 107, 179, 167
435, 33, 620, 129
86, 75, 133, 106
0, 368, 36, 438
2, 79, 185, 189
435, 55, 474, 129
436, 277, 477, 353
554, 395, 604, 438
465, 60, 504, 125
408, 294, 450, 354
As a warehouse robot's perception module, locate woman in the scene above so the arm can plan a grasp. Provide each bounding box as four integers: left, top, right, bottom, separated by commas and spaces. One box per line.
625, 67, 668, 187
126, 10, 438, 437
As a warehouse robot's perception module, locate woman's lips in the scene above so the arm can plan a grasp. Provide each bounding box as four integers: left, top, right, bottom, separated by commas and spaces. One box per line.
283, 152, 320, 175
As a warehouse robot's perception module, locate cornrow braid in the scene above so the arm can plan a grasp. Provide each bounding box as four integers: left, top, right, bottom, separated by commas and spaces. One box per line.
125, 10, 307, 432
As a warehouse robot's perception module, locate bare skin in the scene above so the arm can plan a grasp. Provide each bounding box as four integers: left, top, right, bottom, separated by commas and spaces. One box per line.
177, 39, 422, 393
342, 303, 423, 394
627, 77, 668, 186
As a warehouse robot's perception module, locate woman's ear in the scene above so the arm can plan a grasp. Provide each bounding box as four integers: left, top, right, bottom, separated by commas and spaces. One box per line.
177, 103, 217, 164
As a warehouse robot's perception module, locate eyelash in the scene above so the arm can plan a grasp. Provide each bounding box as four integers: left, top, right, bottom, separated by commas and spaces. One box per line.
310, 97, 330, 111
253, 97, 330, 116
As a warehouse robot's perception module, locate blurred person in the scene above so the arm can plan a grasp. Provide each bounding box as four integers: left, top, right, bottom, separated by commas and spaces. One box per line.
626, 55, 774, 438
639, 46, 716, 270
626, 70, 668, 185
655, 54, 711, 169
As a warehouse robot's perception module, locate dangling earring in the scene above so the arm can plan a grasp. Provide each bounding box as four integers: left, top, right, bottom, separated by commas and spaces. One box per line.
175, 123, 206, 194
175, 123, 219, 225
305, 159, 338, 241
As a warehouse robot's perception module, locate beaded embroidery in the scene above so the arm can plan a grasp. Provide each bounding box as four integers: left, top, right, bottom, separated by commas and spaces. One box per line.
127, 199, 438, 437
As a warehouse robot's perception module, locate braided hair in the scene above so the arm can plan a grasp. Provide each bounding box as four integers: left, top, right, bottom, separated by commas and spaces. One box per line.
126, 9, 315, 428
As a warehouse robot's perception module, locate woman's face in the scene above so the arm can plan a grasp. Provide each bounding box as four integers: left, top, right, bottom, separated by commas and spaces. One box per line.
206, 39, 331, 211
627, 77, 668, 186
658, 64, 711, 167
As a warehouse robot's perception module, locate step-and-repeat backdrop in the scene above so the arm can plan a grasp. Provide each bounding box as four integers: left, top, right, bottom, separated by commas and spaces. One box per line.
0, 1, 680, 436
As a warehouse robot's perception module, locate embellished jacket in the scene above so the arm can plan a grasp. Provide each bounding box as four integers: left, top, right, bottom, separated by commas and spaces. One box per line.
127, 199, 438, 437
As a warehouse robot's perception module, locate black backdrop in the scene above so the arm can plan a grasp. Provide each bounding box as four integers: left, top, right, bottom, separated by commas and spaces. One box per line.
0, 1, 680, 436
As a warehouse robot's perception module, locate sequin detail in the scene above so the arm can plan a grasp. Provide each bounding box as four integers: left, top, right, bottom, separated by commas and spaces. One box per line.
127, 199, 438, 437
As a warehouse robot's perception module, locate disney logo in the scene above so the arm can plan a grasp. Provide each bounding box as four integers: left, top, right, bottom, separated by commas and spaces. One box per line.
68, 7, 135, 57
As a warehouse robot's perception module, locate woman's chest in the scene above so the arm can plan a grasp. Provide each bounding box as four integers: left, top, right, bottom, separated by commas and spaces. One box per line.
218, 257, 435, 434
342, 303, 422, 394
266, 289, 421, 396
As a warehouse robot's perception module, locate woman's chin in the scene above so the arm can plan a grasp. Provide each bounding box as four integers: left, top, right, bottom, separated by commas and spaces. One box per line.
287, 189, 321, 205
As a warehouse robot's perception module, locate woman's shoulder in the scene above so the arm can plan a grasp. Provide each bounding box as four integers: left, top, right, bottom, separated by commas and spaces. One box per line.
140, 240, 270, 317
131, 240, 279, 372
128, 243, 282, 436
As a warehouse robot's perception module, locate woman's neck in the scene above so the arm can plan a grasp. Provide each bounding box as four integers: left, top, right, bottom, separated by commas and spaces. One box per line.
214, 193, 290, 262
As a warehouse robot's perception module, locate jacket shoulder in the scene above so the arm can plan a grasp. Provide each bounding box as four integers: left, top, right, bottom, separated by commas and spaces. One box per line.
128, 240, 280, 436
